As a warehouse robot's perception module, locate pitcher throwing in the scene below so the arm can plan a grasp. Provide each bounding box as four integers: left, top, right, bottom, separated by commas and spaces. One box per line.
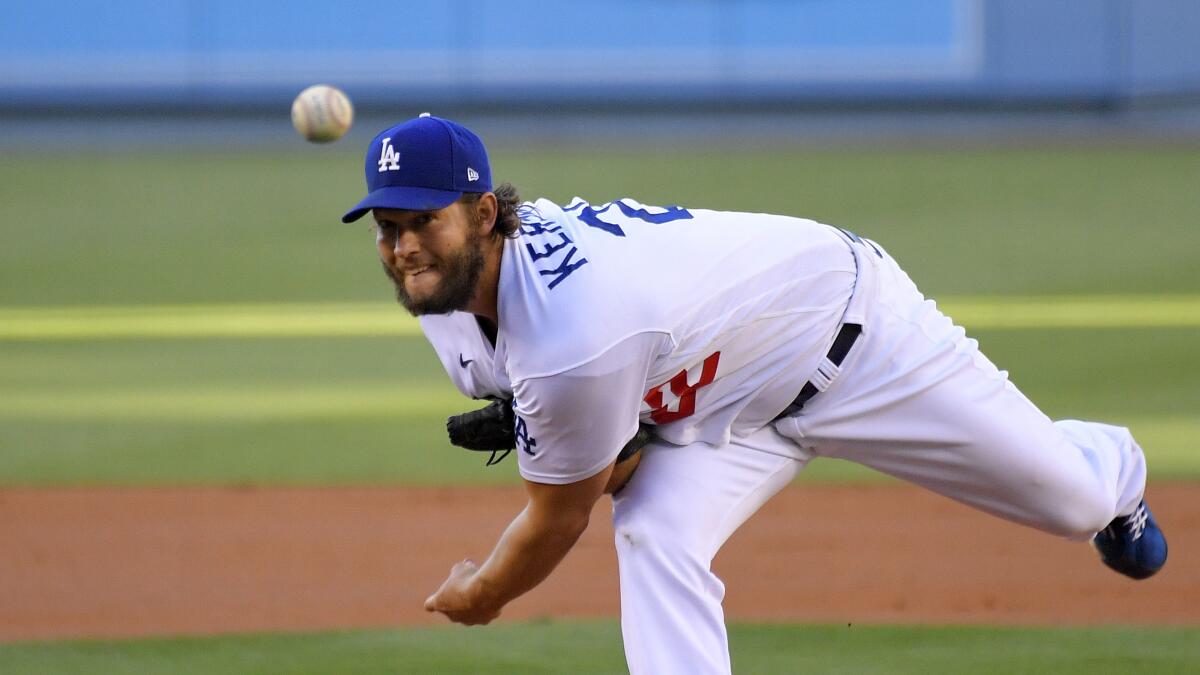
340, 114, 1167, 675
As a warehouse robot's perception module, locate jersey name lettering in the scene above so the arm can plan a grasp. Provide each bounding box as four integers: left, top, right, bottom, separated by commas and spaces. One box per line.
643, 351, 722, 424
517, 204, 589, 289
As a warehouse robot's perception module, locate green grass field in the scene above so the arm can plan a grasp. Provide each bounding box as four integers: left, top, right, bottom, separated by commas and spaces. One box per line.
1, 324, 1198, 485
3, 143, 1198, 307
1, 142, 1197, 486
1, 140, 1197, 672
3, 622, 1199, 674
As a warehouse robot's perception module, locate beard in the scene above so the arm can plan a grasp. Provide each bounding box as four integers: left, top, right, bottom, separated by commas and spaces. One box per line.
381, 228, 486, 316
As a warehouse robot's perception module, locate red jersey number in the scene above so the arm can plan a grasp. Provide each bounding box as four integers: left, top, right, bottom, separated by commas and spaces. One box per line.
643, 352, 721, 424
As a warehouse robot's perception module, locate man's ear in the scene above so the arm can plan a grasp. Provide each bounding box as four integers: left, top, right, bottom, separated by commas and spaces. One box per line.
476, 192, 499, 235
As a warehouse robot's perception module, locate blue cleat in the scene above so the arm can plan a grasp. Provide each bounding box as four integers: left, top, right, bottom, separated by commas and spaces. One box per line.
1092, 500, 1168, 580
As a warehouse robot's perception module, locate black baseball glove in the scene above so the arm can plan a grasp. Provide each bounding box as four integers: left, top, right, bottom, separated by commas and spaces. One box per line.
446, 399, 652, 466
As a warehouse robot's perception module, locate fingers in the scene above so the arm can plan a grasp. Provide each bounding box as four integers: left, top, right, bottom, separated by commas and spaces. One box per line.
424, 558, 477, 615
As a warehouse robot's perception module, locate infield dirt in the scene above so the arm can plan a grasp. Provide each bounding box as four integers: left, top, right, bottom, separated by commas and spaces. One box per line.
1, 483, 1196, 641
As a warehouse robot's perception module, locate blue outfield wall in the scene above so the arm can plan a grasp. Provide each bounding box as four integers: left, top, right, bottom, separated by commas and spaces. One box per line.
1, 0, 1197, 109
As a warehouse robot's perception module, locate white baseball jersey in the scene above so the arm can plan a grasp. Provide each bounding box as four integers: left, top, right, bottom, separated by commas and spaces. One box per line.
420, 312, 510, 401
496, 198, 857, 485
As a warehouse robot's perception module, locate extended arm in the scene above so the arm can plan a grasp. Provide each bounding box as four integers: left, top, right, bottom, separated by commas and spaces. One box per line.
424, 459, 615, 624
426, 333, 661, 623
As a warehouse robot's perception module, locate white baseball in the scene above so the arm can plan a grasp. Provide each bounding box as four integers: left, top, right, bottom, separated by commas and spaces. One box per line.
291, 84, 354, 143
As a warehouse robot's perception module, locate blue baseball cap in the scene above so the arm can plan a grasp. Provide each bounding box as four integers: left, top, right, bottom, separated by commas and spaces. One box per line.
341, 114, 492, 223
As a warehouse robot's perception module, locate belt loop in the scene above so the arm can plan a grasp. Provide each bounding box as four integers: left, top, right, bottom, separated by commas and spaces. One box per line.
773, 322, 862, 421
808, 359, 840, 392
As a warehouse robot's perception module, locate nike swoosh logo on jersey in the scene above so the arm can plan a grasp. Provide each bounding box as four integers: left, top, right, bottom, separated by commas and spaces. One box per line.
459, 354, 474, 368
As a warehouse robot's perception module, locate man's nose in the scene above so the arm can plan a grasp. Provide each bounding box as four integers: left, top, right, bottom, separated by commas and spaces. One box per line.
393, 230, 420, 258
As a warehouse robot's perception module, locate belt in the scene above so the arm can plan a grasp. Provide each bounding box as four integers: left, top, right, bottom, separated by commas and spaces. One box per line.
773, 323, 862, 421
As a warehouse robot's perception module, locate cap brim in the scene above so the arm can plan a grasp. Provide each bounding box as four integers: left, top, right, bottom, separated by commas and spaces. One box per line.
341, 186, 463, 223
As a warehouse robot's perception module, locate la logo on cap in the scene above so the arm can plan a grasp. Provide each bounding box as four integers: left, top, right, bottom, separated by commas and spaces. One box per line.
378, 137, 401, 172
341, 113, 492, 224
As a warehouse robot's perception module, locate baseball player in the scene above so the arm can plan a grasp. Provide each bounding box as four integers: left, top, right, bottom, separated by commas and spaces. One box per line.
342, 115, 1168, 675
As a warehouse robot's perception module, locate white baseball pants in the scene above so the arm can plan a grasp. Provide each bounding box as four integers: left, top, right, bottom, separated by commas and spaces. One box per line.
611, 241, 1147, 675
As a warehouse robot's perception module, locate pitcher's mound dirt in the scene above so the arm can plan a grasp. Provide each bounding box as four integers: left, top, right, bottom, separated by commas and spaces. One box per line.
1, 484, 1196, 641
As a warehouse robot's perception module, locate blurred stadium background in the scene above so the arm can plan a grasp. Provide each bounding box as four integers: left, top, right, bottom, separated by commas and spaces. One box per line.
5, 0, 1200, 143
1, 1, 1198, 673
